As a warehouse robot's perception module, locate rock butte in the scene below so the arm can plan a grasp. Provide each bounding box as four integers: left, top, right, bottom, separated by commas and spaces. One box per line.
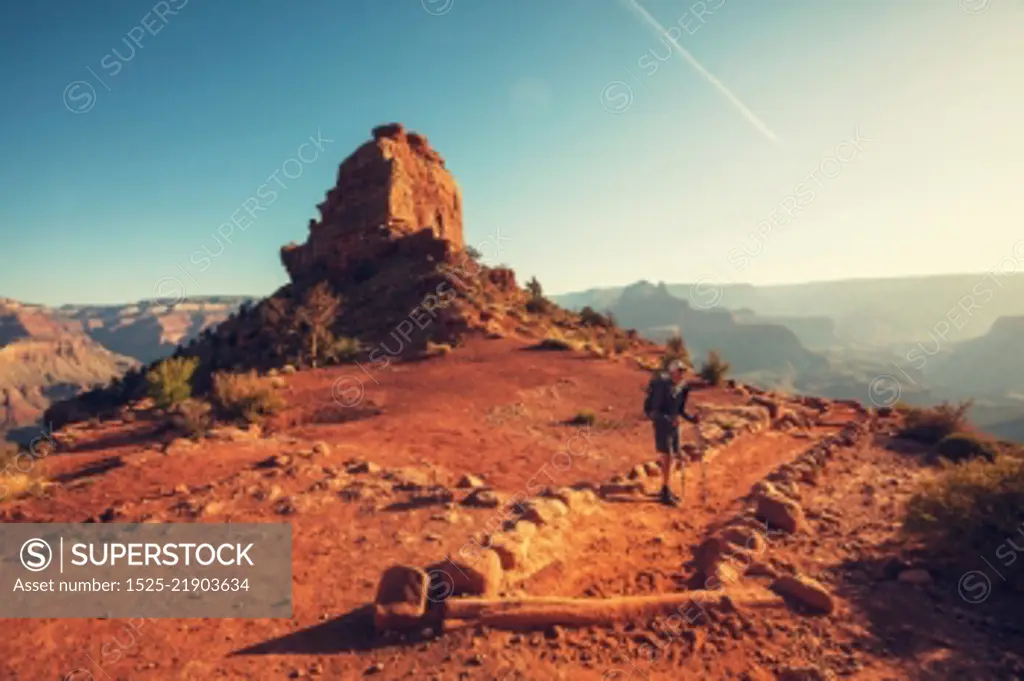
281, 122, 464, 286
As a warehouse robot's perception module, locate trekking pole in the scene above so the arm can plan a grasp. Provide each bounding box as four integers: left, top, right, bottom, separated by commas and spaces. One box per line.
697, 413, 709, 507
678, 447, 686, 505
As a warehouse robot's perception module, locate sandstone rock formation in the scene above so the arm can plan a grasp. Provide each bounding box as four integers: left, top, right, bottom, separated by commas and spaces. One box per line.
281, 123, 464, 287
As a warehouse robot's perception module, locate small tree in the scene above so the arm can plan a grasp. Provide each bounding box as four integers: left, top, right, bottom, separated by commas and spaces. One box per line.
525, 276, 543, 300
698, 349, 731, 386
295, 282, 341, 368
146, 357, 199, 409
465, 245, 483, 260
525, 277, 550, 314
259, 295, 298, 361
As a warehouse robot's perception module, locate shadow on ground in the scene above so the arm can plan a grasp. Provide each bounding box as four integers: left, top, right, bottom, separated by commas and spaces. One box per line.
834, 546, 1024, 680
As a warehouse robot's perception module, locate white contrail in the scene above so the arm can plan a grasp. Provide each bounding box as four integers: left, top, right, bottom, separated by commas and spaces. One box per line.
622, 0, 782, 145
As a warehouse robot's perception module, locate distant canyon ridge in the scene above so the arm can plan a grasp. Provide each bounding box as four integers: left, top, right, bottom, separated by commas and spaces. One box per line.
0, 296, 253, 436
4, 272, 1023, 442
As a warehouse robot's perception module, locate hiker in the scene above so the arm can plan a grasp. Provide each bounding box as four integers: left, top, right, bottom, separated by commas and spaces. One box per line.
645, 359, 701, 507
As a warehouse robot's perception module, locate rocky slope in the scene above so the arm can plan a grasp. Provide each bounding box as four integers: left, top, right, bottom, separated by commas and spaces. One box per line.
5, 124, 1023, 680
44, 124, 651, 428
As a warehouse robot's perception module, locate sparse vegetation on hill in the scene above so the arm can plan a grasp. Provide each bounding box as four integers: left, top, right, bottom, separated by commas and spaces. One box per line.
327, 336, 363, 364
525, 276, 551, 314
936, 432, 998, 463
699, 349, 731, 386
295, 281, 342, 369
146, 357, 199, 410
211, 371, 284, 425
899, 400, 973, 445
663, 333, 691, 368
168, 398, 213, 439
905, 453, 1024, 558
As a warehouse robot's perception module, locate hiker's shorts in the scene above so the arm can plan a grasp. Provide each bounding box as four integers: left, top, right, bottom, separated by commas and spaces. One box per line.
654, 422, 681, 456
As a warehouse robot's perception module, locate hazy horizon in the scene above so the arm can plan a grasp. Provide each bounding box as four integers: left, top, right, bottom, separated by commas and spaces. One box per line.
3, 1, 1022, 306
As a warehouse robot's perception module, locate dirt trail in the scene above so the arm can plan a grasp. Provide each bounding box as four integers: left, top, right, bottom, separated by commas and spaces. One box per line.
525, 411, 858, 599
9, 340, 1019, 680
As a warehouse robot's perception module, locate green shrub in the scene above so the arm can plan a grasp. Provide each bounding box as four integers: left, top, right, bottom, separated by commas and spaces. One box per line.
328, 336, 363, 364
569, 410, 597, 426
211, 371, 285, 424
0, 441, 42, 502
168, 399, 212, 439
904, 455, 1024, 554
579, 306, 611, 327
698, 350, 730, 386
936, 432, 998, 463
146, 357, 199, 409
663, 334, 691, 369
899, 400, 973, 445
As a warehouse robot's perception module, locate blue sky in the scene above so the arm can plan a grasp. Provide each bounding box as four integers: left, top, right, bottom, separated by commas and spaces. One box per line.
2, 0, 1022, 305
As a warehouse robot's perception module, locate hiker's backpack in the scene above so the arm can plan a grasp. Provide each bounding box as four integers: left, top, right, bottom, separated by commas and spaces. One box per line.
643, 372, 670, 418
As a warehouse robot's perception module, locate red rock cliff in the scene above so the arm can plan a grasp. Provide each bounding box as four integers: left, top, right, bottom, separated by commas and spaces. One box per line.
281, 123, 464, 284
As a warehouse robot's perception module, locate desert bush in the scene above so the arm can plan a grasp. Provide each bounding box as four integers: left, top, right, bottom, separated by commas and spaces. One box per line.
0, 441, 42, 502
664, 334, 691, 368
613, 336, 631, 354
211, 371, 285, 424
426, 341, 453, 356
568, 410, 597, 426
899, 400, 973, 445
935, 432, 998, 463
698, 350, 731, 386
328, 336, 364, 364
146, 357, 199, 410
524, 276, 551, 314
904, 454, 1024, 555
579, 306, 612, 327
168, 399, 212, 439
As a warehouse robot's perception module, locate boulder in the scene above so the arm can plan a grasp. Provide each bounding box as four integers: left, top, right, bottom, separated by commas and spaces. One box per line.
517, 498, 569, 527
426, 548, 504, 598
461, 488, 502, 508
455, 474, 485, 489
373, 565, 429, 632
754, 488, 806, 534
771, 574, 835, 614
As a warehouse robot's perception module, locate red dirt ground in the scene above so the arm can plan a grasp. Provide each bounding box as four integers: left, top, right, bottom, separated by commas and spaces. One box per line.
2, 338, 1023, 680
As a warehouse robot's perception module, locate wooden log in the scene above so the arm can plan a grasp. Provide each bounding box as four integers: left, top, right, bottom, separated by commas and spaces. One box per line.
442, 586, 783, 631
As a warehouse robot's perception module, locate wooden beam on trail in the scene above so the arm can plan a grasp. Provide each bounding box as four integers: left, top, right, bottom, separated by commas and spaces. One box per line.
441, 586, 785, 631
